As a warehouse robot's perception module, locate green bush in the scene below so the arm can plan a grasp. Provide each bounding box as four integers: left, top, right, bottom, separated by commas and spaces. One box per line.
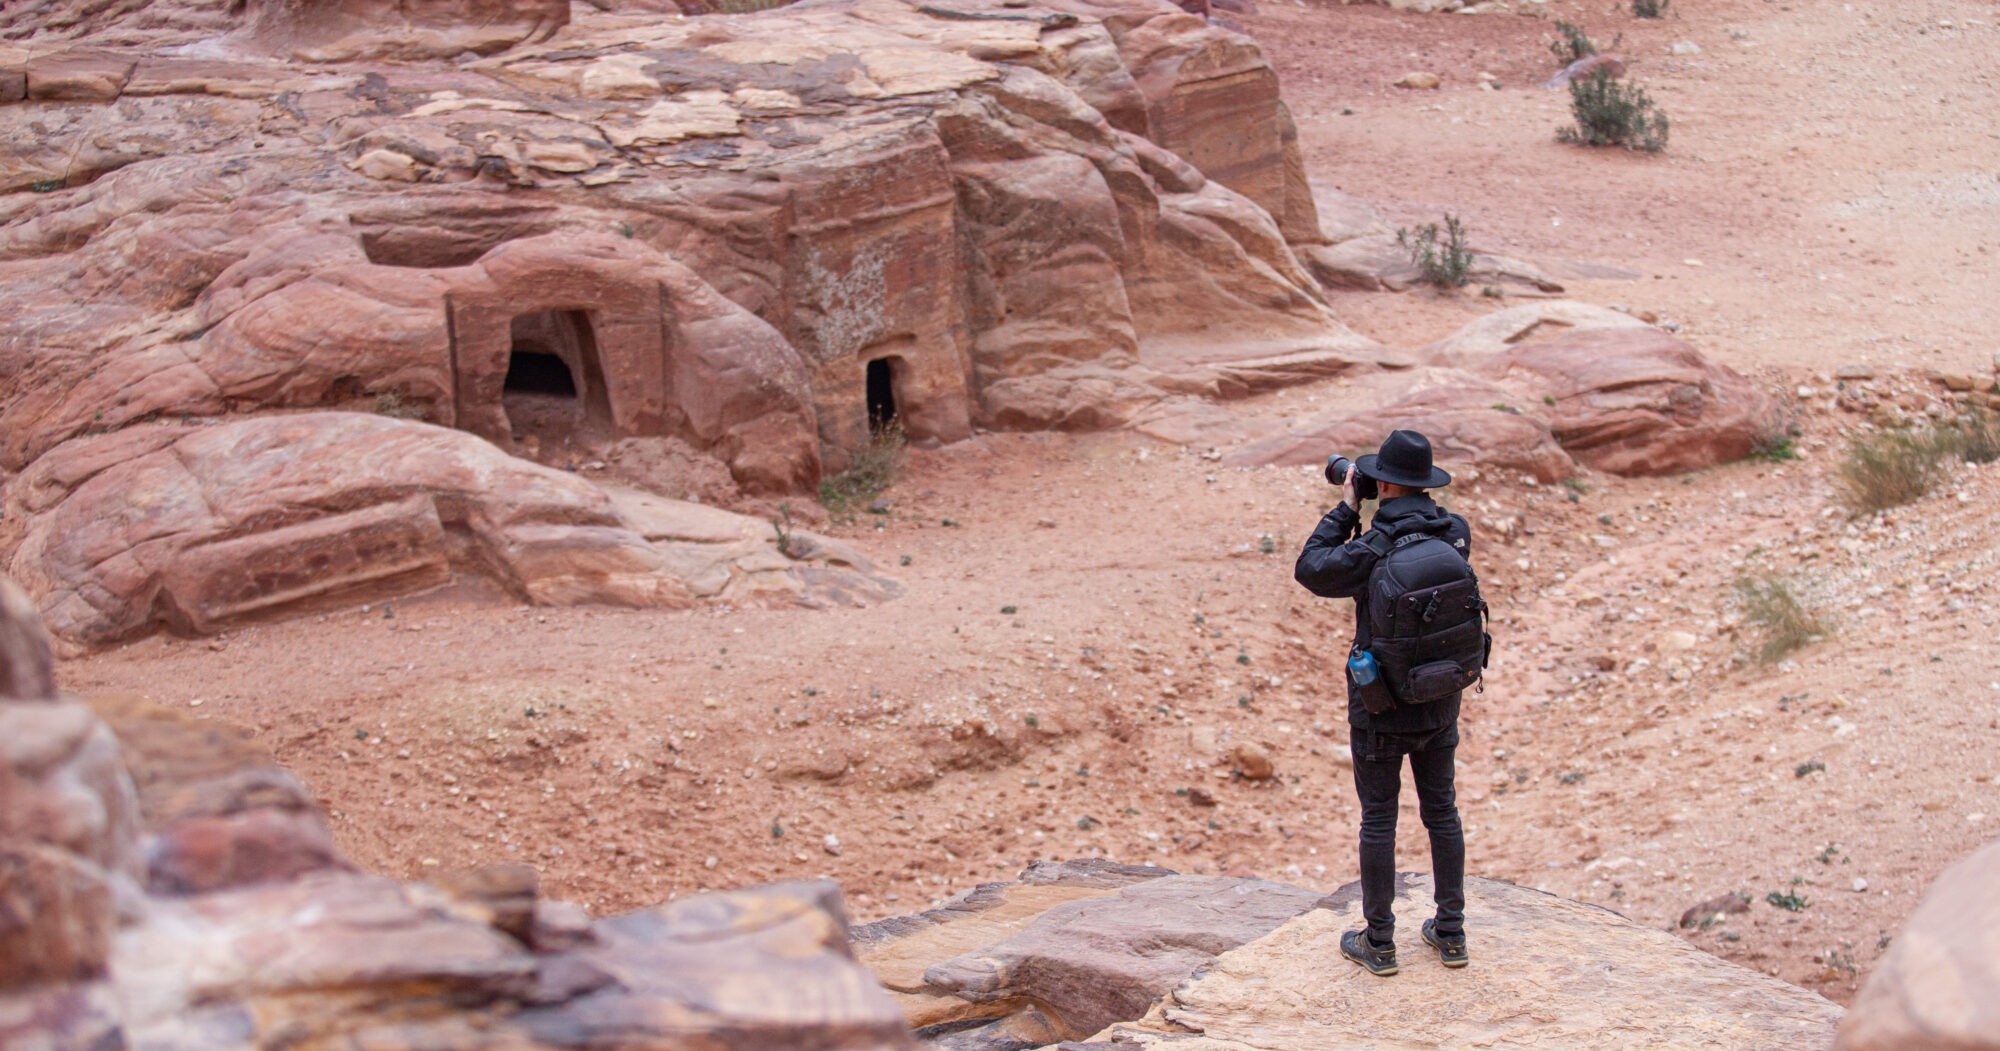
1395, 214, 1473, 290
1558, 70, 1669, 152
1632, 0, 1668, 18
1734, 574, 1831, 664
819, 423, 905, 518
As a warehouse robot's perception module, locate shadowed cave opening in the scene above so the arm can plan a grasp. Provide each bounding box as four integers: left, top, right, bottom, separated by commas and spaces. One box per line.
867, 356, 900, 436
503, 310, 606, 450
504, 351, 577, 397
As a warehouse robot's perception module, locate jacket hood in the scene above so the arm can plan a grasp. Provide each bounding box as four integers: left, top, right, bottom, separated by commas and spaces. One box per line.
1371, 494, 1454, 539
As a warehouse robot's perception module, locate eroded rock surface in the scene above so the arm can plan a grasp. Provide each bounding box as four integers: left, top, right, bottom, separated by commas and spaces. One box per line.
1227, 313, 1775, 482
2, 413, 892, 647
0, 0, 1405, 641
1836, 836, 2000, 1051
855, 863, 1844, 1051
1092, 874, 1844, 1051
0, 581, 918, 1050
0, 0, 1381, 485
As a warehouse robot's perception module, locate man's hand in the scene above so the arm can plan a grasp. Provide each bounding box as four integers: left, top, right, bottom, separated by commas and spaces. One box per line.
1341, 469, 1360, 512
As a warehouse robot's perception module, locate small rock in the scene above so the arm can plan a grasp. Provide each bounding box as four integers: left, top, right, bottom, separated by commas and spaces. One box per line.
350, 148, 421, 182
1395, 72, 1442, 90
1669, 41, 1702, 55
822, 834, 842, 857
1657, 631, 1699, 653
1678, 891, 1751, 928
1836, 364, 1876, 381
1852, 878, 1869, 893
1940, 373, 1976, 392
1186, 786, 1217, 808
1231, 742, 1275, 780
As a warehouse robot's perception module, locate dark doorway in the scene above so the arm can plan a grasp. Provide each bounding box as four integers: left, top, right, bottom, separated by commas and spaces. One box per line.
866, 357, 899, 435
503, 310, 606, 451
504, 350, 577, 396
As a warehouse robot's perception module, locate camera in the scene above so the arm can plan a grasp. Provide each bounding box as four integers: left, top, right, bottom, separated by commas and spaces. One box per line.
1325, 455, 1379, 502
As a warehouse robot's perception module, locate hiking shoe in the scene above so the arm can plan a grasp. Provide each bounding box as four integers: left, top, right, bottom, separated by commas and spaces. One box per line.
1422, 919, 1468, 968
1340, 929, 1398, 976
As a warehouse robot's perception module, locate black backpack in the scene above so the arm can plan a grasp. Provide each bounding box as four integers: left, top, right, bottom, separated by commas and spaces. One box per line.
1365, 530, 1489, 705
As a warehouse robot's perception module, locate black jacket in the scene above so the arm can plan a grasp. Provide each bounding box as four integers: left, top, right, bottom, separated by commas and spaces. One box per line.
1295, 494, 1474, 733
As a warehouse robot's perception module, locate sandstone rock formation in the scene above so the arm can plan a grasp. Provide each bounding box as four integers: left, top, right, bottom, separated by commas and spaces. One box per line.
1094, 874, 1844, 1050
1, 413, 893, 648
0, 579, 919, 1049
239, 0, 570, 62
0, 0, 1383, 484
1835, 835, 2000, 1051
1, 0, 1412, 641
855, 861, 1844, 1050
1226, 310, 1776, 482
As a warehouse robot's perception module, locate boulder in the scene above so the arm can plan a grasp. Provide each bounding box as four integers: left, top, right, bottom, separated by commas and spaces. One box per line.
1836, 837, 2000, 1051
1093, 874, 1843, 1049
2, 414, 894, 647
1480, 327, 1777, 476
1223, 369, 1575, 484
1419, 299, 1652, 369
0, 577, 141, 1003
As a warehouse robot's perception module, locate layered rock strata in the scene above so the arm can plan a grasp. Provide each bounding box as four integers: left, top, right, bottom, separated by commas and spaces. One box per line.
1, 412, 894, 648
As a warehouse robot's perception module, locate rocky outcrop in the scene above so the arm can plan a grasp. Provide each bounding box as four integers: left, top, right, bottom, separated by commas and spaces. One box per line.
1836, 836, 2000, 1051
1481, 326, 1776, 476
1225, 309, 1776, 482
855, 863, 1843, 1050
0, 0, 1382, 483
1, 413, 893, 647
0, 581, 918, 1050
0, 0, 1402, 638
239, 0, 570, 61
1095, 874, 1844, 1050
0, 575, 142, 1041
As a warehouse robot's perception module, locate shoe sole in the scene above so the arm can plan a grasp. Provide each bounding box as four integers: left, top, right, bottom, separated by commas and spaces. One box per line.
1340, 948, 1398, 977
1422, 928, 1468, 969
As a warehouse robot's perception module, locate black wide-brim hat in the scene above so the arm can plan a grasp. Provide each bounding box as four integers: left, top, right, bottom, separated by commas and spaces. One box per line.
1355, 428, 1452, 489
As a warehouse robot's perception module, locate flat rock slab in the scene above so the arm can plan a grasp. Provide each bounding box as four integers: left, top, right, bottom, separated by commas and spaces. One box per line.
856, 861, 1324, 1047
1090, 874, 1843, 1051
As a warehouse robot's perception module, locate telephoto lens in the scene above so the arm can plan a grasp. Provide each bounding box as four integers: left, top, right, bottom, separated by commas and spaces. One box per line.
1325, 455, 1352, 486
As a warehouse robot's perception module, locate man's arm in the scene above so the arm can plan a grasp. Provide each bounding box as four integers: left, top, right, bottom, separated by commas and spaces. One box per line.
1294, 504, 1381, 598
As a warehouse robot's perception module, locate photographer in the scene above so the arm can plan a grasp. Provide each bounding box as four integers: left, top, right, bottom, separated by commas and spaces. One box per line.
1294, 429, 1480, 977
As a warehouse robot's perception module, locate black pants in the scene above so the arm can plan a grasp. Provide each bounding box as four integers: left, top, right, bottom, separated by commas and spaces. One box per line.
1351, 723, 1464, 943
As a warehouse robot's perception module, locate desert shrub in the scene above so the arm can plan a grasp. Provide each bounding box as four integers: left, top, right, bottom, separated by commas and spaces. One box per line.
1395, 214, 1472, 290
1836, 424, 1963, 513
819, 423, 905, 518
1631, 0, 1668, 17
1558, 70, 1669, 152
1733, 573, 1831, 664
1549, 21, 1617, 65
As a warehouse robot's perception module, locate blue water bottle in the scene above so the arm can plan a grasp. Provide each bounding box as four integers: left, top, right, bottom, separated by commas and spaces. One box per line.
1348, 648, 1380, 686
